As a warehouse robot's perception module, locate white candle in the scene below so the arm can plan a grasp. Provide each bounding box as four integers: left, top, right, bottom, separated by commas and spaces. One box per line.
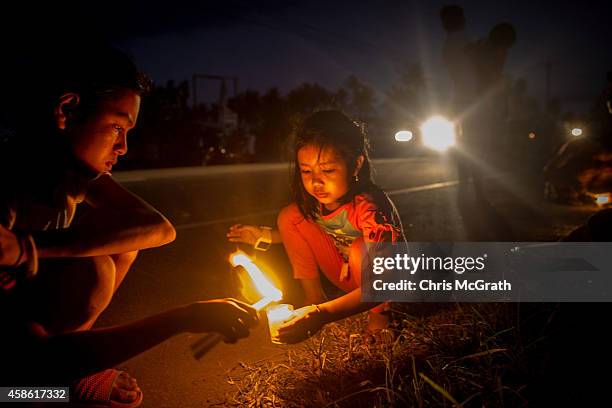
266, 304, 295, 344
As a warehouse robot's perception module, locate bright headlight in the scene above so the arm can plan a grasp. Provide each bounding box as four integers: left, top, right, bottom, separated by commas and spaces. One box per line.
571, 128, 583, 137
394, 130, 413, 142
420, 116, 456, 152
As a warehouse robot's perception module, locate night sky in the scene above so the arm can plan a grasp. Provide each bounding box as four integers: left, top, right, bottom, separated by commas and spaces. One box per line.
4, 0, 611, 112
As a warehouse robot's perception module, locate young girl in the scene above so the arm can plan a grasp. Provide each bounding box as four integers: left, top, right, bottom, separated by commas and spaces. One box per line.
227, 110, 404, 343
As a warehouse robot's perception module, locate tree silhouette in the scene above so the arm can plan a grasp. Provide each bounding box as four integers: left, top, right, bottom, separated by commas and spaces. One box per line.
383, 63, 426, 127
286, 83, 335, 114
343, 75, 376, 122
227, 90, 262, 130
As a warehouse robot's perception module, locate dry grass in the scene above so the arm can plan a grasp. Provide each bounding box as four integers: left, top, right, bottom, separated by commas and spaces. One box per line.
226, 303, 551, 407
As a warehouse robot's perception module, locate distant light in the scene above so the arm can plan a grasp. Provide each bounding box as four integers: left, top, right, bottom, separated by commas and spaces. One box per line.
220, 148, 226, 154
421, 116, 456, 152
395, 130, 413, 142
571, 128, 583, 137
528, 132, 536, 140
595, 193, 611, 206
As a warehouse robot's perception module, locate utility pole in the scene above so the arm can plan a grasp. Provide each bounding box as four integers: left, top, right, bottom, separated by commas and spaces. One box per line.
191, 74, 238, 108
545, 60, 552, 111
191, 74, 240, 139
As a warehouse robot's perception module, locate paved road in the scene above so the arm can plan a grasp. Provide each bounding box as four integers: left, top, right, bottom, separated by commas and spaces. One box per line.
95, 157, 597, 407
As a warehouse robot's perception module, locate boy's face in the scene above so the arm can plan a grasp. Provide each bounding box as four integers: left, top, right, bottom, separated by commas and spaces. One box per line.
67, 90, 141, 174
298, 144, 351, 211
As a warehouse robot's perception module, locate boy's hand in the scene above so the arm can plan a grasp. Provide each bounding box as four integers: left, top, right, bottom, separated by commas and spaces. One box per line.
182, 298, 259, 343
276, 305, 328, 344
226, 224, 262, 246
0, 225, 21, 266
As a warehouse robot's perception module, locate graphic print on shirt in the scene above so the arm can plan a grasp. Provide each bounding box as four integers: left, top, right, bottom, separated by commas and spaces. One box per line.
315, 208, 361, 262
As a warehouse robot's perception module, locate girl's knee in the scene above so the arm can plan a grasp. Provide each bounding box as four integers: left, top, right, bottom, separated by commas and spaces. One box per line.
349, 237, 367, 257
348, 237, 367, 286
277, 203, 303, 231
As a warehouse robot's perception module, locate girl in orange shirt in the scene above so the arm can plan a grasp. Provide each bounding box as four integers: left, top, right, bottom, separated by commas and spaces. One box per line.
228, 110, 404, 343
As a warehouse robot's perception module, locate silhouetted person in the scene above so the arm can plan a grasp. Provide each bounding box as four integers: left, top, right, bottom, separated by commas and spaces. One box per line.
439, 5, 481, 197
592, 70, 612, 142
440, 5, 476, 115
464, 22, 517, 196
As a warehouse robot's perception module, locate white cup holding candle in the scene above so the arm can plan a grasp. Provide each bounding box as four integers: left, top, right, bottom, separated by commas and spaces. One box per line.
266, 304, 295, 344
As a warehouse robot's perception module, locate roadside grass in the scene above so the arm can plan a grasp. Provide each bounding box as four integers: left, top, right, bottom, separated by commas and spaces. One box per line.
227, 303, 558, 407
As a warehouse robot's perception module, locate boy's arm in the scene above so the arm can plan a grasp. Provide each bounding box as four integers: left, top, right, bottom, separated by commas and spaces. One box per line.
17, 299, 257, 383
33, 174, 176, 258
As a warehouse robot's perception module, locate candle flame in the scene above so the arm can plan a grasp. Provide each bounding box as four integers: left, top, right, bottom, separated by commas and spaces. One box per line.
229, 250, 283, 309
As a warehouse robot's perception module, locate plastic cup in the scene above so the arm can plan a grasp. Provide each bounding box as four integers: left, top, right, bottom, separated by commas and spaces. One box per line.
266, 304, 295, 344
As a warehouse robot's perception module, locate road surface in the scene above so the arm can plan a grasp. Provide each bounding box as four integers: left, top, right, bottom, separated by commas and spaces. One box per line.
94, 157, 596, 407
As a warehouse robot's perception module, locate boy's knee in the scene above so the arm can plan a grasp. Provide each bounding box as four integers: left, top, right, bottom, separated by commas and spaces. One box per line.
89, 255, 116, 294
111, 251, 138, 292
34, 255, 116, 333
277, 203, 303, 231
73, 255, 116, 327
112, 250, 139, 271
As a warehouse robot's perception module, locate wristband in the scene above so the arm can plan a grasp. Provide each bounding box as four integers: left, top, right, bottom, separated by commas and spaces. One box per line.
254, 226, 272, 251
2, 234, 38, 291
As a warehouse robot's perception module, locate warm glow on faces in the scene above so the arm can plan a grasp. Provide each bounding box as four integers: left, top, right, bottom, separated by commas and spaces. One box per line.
67, 90, 141, 174
298, 144, 357, 212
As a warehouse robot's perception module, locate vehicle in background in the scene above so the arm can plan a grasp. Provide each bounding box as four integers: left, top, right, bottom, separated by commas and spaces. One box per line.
543, 119, 612, 206
394, 114, 457, 154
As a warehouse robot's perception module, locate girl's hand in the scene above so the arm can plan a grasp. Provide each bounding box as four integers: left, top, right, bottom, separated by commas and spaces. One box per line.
276, 305, 329, 344
181, 298, 259, 343
226, 224, 262, 246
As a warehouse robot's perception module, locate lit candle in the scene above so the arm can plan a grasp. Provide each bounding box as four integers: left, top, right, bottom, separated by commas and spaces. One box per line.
192, 251, 285, 360
266, 304, 295, 344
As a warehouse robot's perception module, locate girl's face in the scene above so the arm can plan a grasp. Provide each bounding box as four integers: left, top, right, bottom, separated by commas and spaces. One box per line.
298, 144, 356, 211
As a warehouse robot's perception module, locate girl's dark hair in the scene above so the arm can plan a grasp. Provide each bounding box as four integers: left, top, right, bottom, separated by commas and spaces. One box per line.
291, 110, 383, 220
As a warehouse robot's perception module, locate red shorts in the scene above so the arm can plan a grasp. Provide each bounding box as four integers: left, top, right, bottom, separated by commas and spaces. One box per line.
277, 203, 388, 313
